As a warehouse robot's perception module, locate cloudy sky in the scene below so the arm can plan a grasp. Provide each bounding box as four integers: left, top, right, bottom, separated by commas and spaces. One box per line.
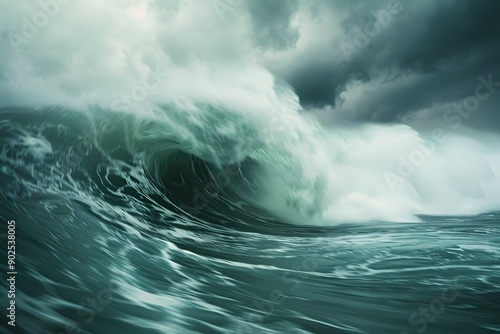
1, 0, 499, 131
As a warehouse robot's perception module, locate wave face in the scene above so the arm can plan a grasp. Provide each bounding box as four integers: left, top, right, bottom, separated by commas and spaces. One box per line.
5, 68, 500, 225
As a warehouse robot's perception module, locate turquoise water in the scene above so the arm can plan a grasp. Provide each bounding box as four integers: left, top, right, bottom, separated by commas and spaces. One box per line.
1, 107, 499, 334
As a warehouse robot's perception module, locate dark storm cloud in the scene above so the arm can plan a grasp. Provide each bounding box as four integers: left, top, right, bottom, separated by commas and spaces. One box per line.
1, 0, 498, 130
244, 0, 300, 50
265, 0, 500, 130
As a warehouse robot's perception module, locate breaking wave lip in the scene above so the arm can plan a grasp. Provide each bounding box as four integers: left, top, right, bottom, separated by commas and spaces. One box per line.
2, 0, 499, 227
2, 64, 500, 226
121, 92, 500, 225
3, 81, 500, 228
